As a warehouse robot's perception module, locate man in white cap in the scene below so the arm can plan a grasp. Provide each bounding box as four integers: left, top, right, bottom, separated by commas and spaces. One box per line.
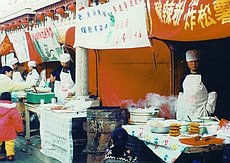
26, 61, 41, 86
176, 50, 217, 121
9, 58, 27, 82
58, 53, 76, 100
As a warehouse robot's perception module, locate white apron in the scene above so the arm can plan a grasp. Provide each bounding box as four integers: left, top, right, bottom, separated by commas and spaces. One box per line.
176, 74, 209, 121
59, 70, 75, 98
12, 71, 24, 82
26, 69, 40, 86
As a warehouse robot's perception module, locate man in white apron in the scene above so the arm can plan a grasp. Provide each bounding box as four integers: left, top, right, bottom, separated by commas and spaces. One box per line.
26, 61, 41, 87
9, 58, 27, 82
176, 50, 217, 121
58, 53, 76, 101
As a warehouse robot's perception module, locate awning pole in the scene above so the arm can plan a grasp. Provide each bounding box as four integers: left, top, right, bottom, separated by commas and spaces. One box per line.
75, 0, 89, 96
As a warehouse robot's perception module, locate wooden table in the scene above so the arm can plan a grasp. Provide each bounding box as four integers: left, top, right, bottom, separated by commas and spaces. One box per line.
25, 103, 40, 142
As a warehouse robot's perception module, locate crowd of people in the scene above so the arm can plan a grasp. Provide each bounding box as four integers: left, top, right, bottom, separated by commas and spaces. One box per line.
0, 53, 76, 98
0, 52, 76, 161
0, 50, 224, 162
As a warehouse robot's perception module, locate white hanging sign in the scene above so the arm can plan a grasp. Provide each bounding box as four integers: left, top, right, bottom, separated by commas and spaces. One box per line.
74, 0, 151, 49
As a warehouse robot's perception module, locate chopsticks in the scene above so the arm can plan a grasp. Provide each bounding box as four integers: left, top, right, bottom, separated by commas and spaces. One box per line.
214, 116, 220, 122
187, 115, 192, 122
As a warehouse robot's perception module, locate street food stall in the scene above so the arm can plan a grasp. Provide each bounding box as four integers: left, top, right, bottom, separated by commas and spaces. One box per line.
23, 94, 100, 163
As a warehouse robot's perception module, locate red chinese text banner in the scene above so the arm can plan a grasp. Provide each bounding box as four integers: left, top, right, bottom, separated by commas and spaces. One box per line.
0, 34, 14, 56
149, 0, 230, 41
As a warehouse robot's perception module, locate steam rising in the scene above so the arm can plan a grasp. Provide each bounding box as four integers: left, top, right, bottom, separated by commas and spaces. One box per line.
122, 93, 178, 119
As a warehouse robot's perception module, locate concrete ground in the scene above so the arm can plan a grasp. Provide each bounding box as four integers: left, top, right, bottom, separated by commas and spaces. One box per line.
0, 135, 61, 163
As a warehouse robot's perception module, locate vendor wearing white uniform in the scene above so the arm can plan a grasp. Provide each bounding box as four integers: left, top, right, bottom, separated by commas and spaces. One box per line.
176, 50, 217, 121
9, 58, 27, 82
0, 66, 33, 94
49, 70, 61, 97
59, 53, 76, 98
26, 61, 41, 87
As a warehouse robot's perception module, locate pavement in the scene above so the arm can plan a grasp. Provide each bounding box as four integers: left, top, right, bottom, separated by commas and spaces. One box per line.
12, 134, 89, 163
13, 135, 61, 163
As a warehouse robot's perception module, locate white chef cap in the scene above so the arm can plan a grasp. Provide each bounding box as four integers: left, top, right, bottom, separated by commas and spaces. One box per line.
28, 61, 37, 67
185, 50, 200, 62
59, 53, 71, 62
9, 58, 19, 65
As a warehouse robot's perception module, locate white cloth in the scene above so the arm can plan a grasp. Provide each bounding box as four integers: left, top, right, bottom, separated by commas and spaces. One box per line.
28, 61, 36, 67
12, 71, 24, 82
185, 50, 199, 62
59, 70, 75, 99
59, 53, 71, 62
176, 74, 217, 121
38, 70, 46, 87
0, 74, 32, 93
9, 58, 18, 65
53, 80, 61, 97
26, 69, 40, 86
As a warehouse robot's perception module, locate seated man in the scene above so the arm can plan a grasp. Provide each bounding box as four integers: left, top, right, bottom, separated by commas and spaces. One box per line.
104, 127, 137, 163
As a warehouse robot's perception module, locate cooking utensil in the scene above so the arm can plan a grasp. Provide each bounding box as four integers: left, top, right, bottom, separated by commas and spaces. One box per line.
214, 116, 220, 122
187, 115, 192, 122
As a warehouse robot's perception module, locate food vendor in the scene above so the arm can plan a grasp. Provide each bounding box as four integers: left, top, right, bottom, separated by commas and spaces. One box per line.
26, 61, 41, 87
176, 50, 217, 121
9, 58, 27, 82
0, 66, 34, 94
58, 53, 76, 98
49, 70, 61, 97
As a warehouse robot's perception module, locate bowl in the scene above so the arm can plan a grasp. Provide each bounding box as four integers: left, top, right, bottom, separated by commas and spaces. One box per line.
151, 126, 170, 134
198, 117, 216, 122
186, 119, 203, 123
129, 108, 154, 124
148, 117, 165, 121
199, 126, 207, 135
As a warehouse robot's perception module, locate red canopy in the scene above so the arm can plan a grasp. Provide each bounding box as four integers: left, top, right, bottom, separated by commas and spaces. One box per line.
149, 0, 230, 41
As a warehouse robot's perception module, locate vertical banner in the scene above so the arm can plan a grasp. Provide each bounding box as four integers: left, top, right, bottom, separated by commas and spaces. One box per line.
8, 31, 30, 62
25, 32, 43, 64
0, 33, 14, 56
75, 0, 151, 49
29, 26, 63, 62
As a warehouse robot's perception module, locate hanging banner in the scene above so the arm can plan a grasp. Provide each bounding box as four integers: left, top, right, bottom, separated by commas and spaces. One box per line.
0, 34, 14, 56
8, 31, 29, 62
1, 52, 14, 66
75, 0, 151, 49
29, 26, 63, 62
25, 32, 43, 64
149, 0, 230, 41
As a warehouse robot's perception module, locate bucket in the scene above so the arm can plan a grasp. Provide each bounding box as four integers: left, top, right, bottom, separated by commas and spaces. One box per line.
86, 106, 129, 153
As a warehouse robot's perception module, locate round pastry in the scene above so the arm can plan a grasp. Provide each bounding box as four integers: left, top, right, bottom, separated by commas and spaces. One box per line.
169, 123, 181, 137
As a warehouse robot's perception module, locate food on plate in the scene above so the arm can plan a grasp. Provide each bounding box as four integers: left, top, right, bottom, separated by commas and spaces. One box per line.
188, 122, 200, 135
169, 123, 181, 137
50, 106, 63, 110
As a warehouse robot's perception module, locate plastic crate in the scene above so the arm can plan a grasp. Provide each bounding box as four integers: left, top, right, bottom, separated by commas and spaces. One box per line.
26, 92, 55, 104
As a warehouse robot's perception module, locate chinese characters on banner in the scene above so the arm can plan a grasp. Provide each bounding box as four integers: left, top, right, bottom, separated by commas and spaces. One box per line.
149, 0, 230, 41
75, 0, 151, 49
8, 31, 30, 63
29, 26, 63, 62
0, 34, 14, 56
